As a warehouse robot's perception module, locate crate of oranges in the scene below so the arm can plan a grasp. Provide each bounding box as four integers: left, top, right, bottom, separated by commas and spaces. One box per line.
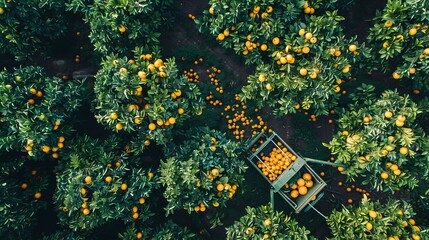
246, 131, 326, 213
277, 166, 326, 213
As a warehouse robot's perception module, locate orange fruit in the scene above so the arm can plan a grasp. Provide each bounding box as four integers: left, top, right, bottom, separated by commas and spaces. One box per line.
297, 178, 305, 186
83, 208, 90, 215
211, 168, 219, 176
399, 147, 408, 155
121, 183, 128, 191
34, 192, 42, 199
409, 28, 417, 35
366, 222, 373, 231
302, 173, 311, 181
381, 172, 389, 179
216, 183, 224, 191
21, 183, 28, 189
115, 123, 123, 131
218, 33, 225, 41
168, 117, 176, 124
290, 189, 299, 198
348, 44, 357, 52
299, 68, 308, 76
105, 176, 112, 182
132, 212, 139, 219
148, 123, 156, 131
136, 232, 143, 239
305, 181, 313, 188
272, 37, 280, 45
409, 218, 416, 225
368, 210, 377, 218
392, 72, 400, 79
110, 112, 118, 120
304, 32, 313, 40
264, 218, 271, 226
298, 186, 308, 195
384, 111, 393, 118
84, 176, 92, 184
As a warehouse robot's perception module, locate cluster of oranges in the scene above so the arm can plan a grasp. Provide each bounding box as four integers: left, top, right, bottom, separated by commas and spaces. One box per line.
302, 2, 315, 15
187, 13, 196, 20
27, 87, 43, 105
255, 142, 298, 181
248, 5, 273, 19
381, 162, 403, 180
243, 35, 265, 55
216, 182, 238, 200
286, 172, 314, 199
205, 91, 223, 107
224, 94, 272, 140
183, 68, 200, 83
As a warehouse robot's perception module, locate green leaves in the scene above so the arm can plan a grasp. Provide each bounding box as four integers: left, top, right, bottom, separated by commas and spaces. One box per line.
54, 136, 159, 231
325, 85, 429, 192
93, 52, 204, 154
159, 127, 247, 215
327, 196, 428, 240
226, 204, 314, 240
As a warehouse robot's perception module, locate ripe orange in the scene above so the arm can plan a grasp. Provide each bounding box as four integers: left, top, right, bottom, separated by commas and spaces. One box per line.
211, 168, 219, 176
366, 222, 373, 231
298, 186, 308, 195
305, 181, 314, 188
392, 72, 400, 79
395, 119, 404, 127
34, 192, 42, 199
148, 123, 156, 131
298, 28, 306, 36
110, 112, 118, 120
409, 218, 416, 226
299, 68, 308, 76
139, 197, 146, 204
290, 189, 299, 198
119, 24, 126, 33
132, 212, 139, 219
105, 176, 112, 182
304, 32, 313, 40
368, 210, 377, 218
296, 178, 305, 186
385, 20, 393, 27
136, 232, 143, 239
409, 28, 417, 35
381, 172, 389, 179
85, 176, 92, 184
260, 44, 268, 51
83, 208, 90, 215
115, 123, 123, 131
168, 117, 176, 124
348, 44, 357, 52
216, 183, 224, 191
217, 33, 225, 41
384, 111, 393, 118
399, 147, 408, 155
272, 37, 280, 45
258, 74, 266, 82
121, 183, 128, 190
264, 218, 271, 226
21, 183, 28, 189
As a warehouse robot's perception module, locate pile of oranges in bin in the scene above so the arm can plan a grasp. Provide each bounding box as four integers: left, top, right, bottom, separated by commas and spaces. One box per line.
256, 141, 298, 181
285, 172, 315, 199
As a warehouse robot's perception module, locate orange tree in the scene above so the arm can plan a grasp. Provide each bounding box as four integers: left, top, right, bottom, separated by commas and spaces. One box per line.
53, 136, 159, 230
0, 66, 83, 161
0, 162, 48, 239
323, 84, 429, 192
159, 127, 247, 215
197, 1, 370, 115
327, 196, 428, 240
367, 0, 429, 90
225, 204, 315, 239
0, 0, 67, 61
66, 0, 173, 56
119, 221, 196, 240
93, 48, 204, 154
